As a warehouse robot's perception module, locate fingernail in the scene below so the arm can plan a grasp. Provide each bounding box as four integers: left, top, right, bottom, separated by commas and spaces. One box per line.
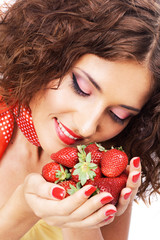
132, 172, 141, 183
133, 157, 140, 168
104, 215, 114, 222
85, 186, 97, 197
52, 187, 65, 200
124, 191, 132, 200
101, 195, 114, 204
105, 209, 117, 216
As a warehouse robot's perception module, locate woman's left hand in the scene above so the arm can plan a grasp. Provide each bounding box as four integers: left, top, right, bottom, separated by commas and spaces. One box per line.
115, 157, 141, 216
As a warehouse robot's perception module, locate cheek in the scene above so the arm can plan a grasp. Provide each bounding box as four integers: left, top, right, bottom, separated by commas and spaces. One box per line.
98, 119, 128, 141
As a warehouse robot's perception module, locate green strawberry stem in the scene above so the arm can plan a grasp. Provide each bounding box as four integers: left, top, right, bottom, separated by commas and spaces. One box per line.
55, 164, 71, 183
111, 146, 124, 152
67, 182, 82, 195
77, 144, 87, 162
95, 142, 106, 152
73, 152, 98, 185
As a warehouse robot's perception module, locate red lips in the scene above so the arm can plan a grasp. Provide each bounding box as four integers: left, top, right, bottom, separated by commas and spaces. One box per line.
54, 118, 82, 145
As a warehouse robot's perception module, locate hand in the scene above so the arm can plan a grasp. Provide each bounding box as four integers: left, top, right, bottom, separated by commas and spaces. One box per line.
23, 173, 117, 228
116, 157, 141, 216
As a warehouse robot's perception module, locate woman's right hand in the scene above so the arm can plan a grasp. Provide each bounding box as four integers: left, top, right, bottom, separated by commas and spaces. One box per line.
24, 173, 117, 229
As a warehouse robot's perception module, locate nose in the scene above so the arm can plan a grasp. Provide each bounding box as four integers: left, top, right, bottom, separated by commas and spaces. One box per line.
75, 103, 104, 138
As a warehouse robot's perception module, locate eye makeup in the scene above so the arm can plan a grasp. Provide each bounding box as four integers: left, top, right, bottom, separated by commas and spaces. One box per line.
109, 109, 132, 125
71, 72, 91, 97
109, 110, 126, 125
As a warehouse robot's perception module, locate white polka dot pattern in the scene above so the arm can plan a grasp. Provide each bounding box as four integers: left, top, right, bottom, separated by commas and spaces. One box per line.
13, 105, 40, 147
0, 110, 14, 144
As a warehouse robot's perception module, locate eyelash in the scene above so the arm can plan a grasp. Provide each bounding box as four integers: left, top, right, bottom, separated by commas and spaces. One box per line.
71, 73, 90, 97
109, 110, 125, 125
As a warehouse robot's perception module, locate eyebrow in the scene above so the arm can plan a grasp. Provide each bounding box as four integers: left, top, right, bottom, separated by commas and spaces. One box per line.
75, 67, 102, 92
120, 105, 140, 112
75, 67, 140, 113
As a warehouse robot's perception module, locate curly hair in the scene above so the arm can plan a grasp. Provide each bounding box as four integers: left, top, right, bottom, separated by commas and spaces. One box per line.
0, 0, 160, 202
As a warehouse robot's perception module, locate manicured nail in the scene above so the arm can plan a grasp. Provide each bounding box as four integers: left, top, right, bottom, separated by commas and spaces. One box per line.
104, 215, 114, 222
101, 195, 114, 204
52, 187, 65, 200
133, 157, 140, 168
85, 186, 97, 197
105, 209, 117, 216
124, 191, 132, 200
132, 172, 141, 183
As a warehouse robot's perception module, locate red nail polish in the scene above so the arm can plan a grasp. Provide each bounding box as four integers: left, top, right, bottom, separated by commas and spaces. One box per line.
85, 186, 97, 197
124, 191, 132, 200
101, 196, 114, 204
105, 209, 117, 216
104, 215, 114, 222
52, 187, 65, 200
132, 172, 140, 183
133, 157, 140, 168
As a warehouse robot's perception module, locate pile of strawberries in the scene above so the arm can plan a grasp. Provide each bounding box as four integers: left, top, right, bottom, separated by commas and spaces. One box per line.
42, 143, 128, 205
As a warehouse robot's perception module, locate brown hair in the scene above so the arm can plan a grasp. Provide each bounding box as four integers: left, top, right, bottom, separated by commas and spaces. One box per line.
0, 0, 160, 202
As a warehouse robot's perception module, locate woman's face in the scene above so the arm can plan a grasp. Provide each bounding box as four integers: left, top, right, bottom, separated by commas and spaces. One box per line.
30, 54, 152, 154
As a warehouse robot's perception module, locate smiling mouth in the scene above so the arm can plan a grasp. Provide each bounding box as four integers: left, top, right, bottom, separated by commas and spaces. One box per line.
55, 118, 82, 145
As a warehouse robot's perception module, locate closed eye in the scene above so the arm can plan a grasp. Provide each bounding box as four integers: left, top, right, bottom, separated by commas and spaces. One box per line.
71, 73, 90, 97
109, 110, 128, 125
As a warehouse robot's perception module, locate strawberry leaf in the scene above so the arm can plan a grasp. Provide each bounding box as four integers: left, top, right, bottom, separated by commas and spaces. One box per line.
67, 182, 82, 195
88, 170, 96, 180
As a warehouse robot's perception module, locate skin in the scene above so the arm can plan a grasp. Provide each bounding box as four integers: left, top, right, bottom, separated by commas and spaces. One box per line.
0, 54, 151, 240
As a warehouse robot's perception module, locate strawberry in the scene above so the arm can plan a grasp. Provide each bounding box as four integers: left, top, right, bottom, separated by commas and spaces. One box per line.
71, 164, 102, 184
58, 180, 81, 197
101, 148, 128, 177
13, 105, 40, 147
50, 147, 79, 168
91, 173, 128, 205
0, 110, 14, 159
84, 142, 106, 165
42, 162, 71, 183
72, 150, 100, 186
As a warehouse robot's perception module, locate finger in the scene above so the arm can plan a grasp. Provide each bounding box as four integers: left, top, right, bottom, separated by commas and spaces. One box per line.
98, 215, 115, 228
63, 204, 117, 228
70, 192, 114, 220
24, 173, 66, 200
58, 185, 97, 215
127, 170, 141, 190
116, 187, 132, 216
25, 182, 97, 218
130, 157, 141, 172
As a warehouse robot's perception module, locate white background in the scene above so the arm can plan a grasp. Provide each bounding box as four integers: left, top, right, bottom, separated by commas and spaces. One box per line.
129, 195, 160, 240
1, 0, 160, 239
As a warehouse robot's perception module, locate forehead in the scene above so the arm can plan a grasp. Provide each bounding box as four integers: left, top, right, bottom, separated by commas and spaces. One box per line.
74, 54, 152, 109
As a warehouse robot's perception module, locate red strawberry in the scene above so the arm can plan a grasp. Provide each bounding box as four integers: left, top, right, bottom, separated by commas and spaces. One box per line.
91, 173, 127, 205
50, 147, 78, 168
42, 162, 71, 183
101, 148, 128, 177
13, 105, 40, 146
58, 180, 80, 197
0, 110, 14, 159
84, 142, 106, 165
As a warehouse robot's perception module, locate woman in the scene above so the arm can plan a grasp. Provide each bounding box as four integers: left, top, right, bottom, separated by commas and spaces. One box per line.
0, 0, 159, 239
